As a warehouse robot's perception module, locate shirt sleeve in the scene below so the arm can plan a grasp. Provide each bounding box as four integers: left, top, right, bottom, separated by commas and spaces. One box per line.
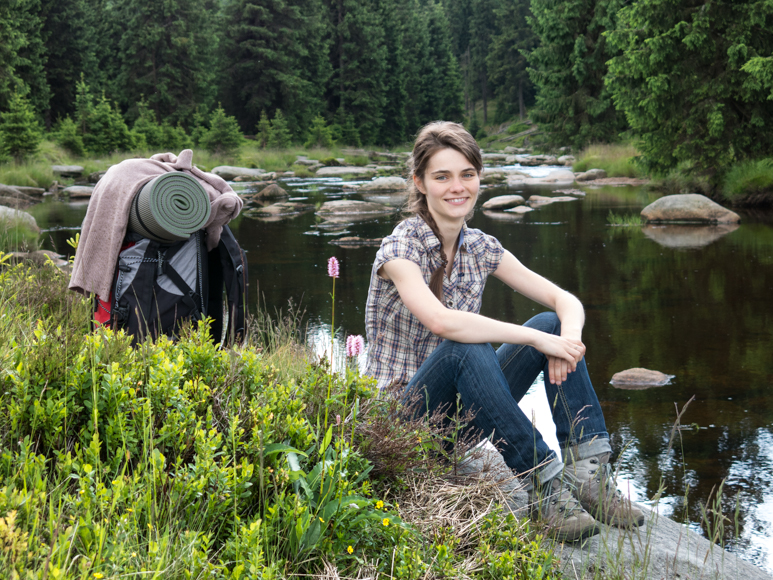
373, 234, 423, 274
480, 232, 505, 274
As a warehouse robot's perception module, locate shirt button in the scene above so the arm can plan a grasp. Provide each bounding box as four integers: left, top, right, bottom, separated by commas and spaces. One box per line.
446, 300, 453, 308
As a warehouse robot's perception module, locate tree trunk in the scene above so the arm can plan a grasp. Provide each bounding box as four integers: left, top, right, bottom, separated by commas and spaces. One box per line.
518, 79, 525, 121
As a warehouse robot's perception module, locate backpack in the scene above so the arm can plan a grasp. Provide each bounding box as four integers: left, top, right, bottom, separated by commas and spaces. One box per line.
94, 225, 248, 345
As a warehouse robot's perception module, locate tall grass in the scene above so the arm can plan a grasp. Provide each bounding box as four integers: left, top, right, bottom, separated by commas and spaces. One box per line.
573, 143, 642, 177
722, 158, 773, 199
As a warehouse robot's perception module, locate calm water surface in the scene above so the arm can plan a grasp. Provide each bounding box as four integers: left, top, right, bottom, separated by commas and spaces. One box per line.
34, 169, 773, 572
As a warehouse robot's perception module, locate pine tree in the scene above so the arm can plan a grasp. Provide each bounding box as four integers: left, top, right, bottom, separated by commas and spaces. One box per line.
255, 110, 271, 148
115, 0, 219, 127
200, 105, 244, 154
425, 0, 464, 122
267, 109, 292, 148
487, 0, 537, 121
304, 115, 335, 148
0, 92, 42, 163
55, 116, 86, 157
222, 0, 331, 135
528, 0, 627, 149
607, 0, 773, 177
469, 0, 498, 124
377, 0, 409, 146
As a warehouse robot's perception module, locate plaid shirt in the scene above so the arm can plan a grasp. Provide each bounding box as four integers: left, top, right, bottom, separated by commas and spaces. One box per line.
365, 217, 504, 389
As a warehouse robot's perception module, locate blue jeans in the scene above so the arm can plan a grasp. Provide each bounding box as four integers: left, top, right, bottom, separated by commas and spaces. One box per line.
404, 312, 611, 485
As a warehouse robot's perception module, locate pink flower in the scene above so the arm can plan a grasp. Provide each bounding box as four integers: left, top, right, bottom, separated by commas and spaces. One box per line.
327, 256, 340, 278
346, 335, 365, 357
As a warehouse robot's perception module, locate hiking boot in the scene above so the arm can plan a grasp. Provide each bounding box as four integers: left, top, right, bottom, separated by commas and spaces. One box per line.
569, 453, 645, 528
530, 475, 601, 542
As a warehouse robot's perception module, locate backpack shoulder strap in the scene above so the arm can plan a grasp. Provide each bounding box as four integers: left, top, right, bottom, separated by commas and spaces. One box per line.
215, 225, 248, 345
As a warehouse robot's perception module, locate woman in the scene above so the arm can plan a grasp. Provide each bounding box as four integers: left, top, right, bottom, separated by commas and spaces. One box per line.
364, 122, 644, 542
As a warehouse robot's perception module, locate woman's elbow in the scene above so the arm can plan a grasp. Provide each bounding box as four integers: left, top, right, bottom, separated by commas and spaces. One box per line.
423, 312, 449, 337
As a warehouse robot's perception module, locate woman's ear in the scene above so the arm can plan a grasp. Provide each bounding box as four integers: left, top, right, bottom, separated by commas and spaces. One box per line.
413, 174, 425, 194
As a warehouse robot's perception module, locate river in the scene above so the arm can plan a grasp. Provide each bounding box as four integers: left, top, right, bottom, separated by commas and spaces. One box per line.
29, 166, 773, 573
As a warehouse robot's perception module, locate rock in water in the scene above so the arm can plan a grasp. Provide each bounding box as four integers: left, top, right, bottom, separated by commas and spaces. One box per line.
482, 195, 525, 210
316, 200, 394, 217
641, 194, 740, 223
254, 184, 289, 198
358, 176, 407, 192
52, 165, 84, 178
0, 206, 40, 232
610, 368, 674, 389
63, 185, 95, 198
211, 166, 265, 181
575, 168, 607, 182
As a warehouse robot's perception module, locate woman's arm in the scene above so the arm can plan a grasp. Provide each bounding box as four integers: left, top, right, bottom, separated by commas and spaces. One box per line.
380, 258, 585, 382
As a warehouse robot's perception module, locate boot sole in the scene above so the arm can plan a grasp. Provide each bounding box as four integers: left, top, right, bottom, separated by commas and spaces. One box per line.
552, 522, 602, 543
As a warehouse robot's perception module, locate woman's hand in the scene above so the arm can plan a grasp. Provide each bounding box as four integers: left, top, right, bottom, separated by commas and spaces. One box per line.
532, 333, 586, 385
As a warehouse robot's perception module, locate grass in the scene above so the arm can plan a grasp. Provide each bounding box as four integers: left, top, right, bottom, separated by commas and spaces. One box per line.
606, 211, 644, 226
573, 143, 642, 177
0, 215, 40, 252
722, 158, 773, 199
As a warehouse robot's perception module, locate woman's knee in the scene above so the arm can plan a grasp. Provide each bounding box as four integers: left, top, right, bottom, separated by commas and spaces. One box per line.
523, 312, 561, 336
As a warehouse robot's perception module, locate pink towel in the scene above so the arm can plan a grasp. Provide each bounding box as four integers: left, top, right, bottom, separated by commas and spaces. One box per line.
69, 149, 243, 301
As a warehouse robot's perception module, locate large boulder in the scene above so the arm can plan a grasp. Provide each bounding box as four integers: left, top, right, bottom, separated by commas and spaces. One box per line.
315, 166, 377, 177
212, 166, 266, 181
575, 168, 607, 182
0, 206, 40, 232
641, 194, 740, 223
253, 184, 288, 198
316, 200, 394, 218
52, 165, 84, 178
482, 195, 526, 210
359, 176, 407, 192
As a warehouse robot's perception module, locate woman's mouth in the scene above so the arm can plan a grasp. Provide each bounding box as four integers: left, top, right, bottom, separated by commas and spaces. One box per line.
445, 197, 469, 205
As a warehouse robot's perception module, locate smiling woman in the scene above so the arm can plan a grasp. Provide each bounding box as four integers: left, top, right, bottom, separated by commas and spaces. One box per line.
363, 121, 646, 543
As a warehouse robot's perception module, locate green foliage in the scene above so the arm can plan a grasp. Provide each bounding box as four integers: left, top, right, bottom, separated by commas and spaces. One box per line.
337, 109, 361, 148
606, 211, 643, 226
528, 0, 627, 149
722, 158, 773, 199
0, 92, 42, 162
573, 143, 641, 177
54, 116, 86, 157
304, 115, 335, 149
256, 110, 271, 148
132, 99, 191, 153
200, 105, 244, 154
606, 0, 773, 178
268, 109, 292, 149
0, 215, 40, 252
70, 79, 132, 155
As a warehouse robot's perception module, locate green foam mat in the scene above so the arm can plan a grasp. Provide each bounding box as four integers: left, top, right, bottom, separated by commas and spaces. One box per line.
128, 172, 211, 243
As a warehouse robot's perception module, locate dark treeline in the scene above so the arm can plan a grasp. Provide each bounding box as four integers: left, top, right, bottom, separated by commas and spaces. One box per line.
2, 0, 773, 178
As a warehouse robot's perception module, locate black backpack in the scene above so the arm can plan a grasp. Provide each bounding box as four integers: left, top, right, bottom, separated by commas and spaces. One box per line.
95, 225, 248, 345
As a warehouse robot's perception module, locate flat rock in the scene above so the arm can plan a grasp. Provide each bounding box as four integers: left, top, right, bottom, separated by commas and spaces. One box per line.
557, 155, 575, 166
244, 202, 314, 218
52, 165, 84, 178
358, 176, 407, 192
360, 192, 408, 207
503, 146, 527, 154
590, 177, 649, 186
611, 368, 675, 389
0, 206, 40, 232
63, 185, 95, 198
458, 441, 772, 580
482, 195, 526, 210
316, 200, 394, 218
575, 168, 607, 182
503, 205, 534, 214
315, 166, 377, 177
212, 166, 265, 181
641, 194, 741, 223
14, 185, 46, 196
481, 153, 511, 162
481, 169, 508, 185
643, 224, 739, 249
0, 196, 33, 209
483, 209, 528, 221
0, 184, 31, 199
554, 188, 586, 197
507, 169, 576, 187
527, 195, 578, 207
513, 154, 558, 167
329, 236, 384, 247
294, 157, 319, 166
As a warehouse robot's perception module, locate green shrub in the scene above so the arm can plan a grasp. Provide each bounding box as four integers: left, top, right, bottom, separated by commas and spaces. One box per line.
0, 93, 42, 163
722, 158, 773, 199
268, 110, 292, 149
54, 116, 86, 156
256, 110, 271, 148
304, 115, 335, 149
200, 105, 244, 154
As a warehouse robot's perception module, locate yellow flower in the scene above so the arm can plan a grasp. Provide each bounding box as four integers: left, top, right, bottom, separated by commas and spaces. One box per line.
375, 500, 384, 509
319, 517, 324, 523
148, 523, 153, 530
347, 545, 354, 554
79, 490, 85, 495
131, 552, 137, 558
382, 518, 390, 527
93, 574, 104, 579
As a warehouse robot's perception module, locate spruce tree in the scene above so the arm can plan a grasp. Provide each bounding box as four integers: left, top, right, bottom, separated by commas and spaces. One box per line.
115, 0, 219, 127
0, 92, 42, 163
607, 0, 773, 177
377, 0, 409, 146
468, 0, 498, 123
267, 110, 292, 148
425, 0, 465, 123
304, 115, 335, 148
255, 110, 271, 148
200, 105, 244, 154
222, 0, 331, 136
55, 116, 86, 157
528, 0, 627, 149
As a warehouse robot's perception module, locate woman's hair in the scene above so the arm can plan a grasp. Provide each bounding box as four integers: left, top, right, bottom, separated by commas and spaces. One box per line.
404, 121, 483, 300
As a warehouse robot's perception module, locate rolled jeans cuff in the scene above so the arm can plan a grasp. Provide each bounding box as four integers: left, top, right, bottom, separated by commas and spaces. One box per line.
527, 452, 564, 490
560, 436, 613, 464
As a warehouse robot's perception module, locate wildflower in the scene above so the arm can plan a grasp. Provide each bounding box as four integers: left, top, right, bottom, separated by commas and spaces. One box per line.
131, 552, 137, 558
346, 334, 365, 357
347, 545, 354, 554
79, 490, 85, 495
148, 523, 153, 530
336, 414, 341, 425
319, 517, 325, 523
327, 256, 340, 278
93, 574, 104, 579
376, 500, 384, 510
126, 508, 133, 513
382, 518, 390, 526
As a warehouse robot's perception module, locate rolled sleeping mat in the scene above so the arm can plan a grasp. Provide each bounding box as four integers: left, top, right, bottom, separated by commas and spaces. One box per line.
128, 172, 211, 243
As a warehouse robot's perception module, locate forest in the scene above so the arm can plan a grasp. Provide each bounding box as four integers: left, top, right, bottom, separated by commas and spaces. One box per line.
2, 0, 773, 181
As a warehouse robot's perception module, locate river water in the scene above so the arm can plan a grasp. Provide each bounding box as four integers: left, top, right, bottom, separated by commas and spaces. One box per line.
30, 167, 773, 573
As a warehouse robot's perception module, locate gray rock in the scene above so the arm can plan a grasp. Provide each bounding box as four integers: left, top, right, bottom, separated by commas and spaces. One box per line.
554, 188, 586, 197
557, 155, 575, 166
359, 176, 407, 192
360, 192, 409, 207
481, 153, 511, 162
508, 169, 576, 187
52, 165, 84, 178
641, 194, 741, 224
14, 185, 46, 196
9, 250, 68, 268
575, 168, 607, 182
481, 169, 508, 185
503, 146, 527, 154
527, 195, 578, 207
0, 206, 40, 232
212, 166, 266, 181
459, 441, 772, 580
294, 157, 320, 166
63, 185, 95, 198
89, 170, 107, 183
329, 236, 384, 247
514, 154, 558, 167
315, 166, 377, 177
503, 205, 534, 214
316, 200, 394, 218
0, 184, 24, 197
0, 196, 33, 209
643, 223, 740, 249
482, 195, 526, 210
253, 184, 289, 199
610, 368, 675, 389
244, 202, 315, 219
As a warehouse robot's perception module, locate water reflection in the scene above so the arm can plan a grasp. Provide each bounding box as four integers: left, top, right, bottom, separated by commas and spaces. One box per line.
31, 171, 773, 573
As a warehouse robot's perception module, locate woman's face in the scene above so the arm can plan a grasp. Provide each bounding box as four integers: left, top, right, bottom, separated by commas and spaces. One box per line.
414, 147, 480, 226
